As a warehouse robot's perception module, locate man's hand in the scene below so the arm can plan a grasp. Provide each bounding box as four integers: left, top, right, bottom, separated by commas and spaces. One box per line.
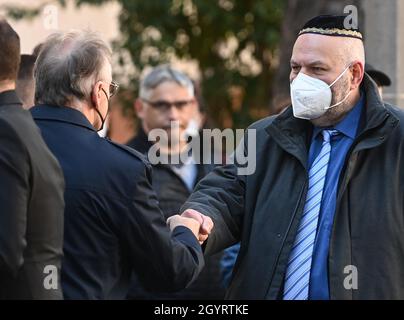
181, 209, 214, 244
167, 215, 202, 239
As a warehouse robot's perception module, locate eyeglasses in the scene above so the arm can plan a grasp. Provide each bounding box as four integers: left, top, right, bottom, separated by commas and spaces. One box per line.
100, 80, 119, 98
141, 98, 194, 111
108, 81, 119, 98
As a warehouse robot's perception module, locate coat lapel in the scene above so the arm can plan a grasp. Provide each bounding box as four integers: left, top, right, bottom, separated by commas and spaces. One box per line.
265, 108, 312, 171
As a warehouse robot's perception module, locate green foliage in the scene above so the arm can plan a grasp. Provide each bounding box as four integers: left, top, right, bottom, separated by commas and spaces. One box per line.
5, 0, 285, 128
116, 0, 284, 128
4, 6, 41, 20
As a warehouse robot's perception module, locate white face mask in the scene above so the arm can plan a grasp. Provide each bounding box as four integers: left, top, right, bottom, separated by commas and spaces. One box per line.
290, 64, 352, 120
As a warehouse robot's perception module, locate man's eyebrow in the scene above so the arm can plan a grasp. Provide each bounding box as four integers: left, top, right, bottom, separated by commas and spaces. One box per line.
290, 60, 329, 67
307, 60, 328, 66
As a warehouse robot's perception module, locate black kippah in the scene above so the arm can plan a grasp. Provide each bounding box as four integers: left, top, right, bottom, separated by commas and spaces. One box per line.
299, 15, 362, 40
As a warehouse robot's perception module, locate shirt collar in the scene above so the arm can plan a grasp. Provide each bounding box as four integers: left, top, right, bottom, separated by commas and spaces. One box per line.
313, 91, 365, 140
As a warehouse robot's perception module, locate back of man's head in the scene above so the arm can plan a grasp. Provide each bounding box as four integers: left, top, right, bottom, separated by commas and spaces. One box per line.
16, 54, 36, 108
0, 18, 20, 83
34, 29, 112, 107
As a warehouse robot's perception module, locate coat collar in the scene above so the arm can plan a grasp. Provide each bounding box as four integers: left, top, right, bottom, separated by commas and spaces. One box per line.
266, 74, 397, 170
0, 90, 22, 107
30, 104, 96, 132
358, 74, 393, 133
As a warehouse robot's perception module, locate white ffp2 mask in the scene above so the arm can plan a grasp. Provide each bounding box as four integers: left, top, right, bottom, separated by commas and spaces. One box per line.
290, 65, 352, 120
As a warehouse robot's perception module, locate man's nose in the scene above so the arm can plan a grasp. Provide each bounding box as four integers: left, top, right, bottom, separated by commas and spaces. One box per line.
168, 105, 180, 120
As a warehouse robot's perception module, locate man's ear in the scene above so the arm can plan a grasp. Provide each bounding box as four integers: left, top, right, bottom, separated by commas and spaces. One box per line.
134, 98, 144, 119
350, 61, 365, 90
91, 81, 103, 108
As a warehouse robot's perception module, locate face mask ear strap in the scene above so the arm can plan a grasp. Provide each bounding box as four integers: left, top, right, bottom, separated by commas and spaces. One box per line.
93, 87, 109, 132
94, 105, 106, 132
328, 63, 353, 88
327, 63, 354, 110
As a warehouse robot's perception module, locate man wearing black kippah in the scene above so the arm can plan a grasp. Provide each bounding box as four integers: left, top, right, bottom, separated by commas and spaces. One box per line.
180, 14, 404, 299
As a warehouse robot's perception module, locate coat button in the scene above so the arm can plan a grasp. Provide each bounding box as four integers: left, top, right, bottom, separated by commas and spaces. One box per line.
277, 233, 281, 238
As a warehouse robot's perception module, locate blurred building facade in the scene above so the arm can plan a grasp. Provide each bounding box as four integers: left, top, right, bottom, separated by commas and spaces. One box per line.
0, 0, 120, 54
363, 0, 404, 107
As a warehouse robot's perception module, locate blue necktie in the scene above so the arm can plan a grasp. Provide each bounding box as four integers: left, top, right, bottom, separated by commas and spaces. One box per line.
283, 129, 337, 300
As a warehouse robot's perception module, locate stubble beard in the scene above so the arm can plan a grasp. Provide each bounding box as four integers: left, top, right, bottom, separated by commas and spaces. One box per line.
311, 75, 355, 127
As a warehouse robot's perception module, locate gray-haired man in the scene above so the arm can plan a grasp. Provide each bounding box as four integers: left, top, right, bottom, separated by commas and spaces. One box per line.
127, 65, 225, 299
30, 30, 207, 299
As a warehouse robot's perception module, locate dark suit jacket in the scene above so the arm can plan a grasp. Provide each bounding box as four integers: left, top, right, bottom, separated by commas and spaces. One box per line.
0, 91, 65, 299
31, 105, 204, 299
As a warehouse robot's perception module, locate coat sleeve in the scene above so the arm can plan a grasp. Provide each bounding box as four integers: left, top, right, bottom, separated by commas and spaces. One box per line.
0, 119, 29, 277
180, 136, 248, 255
119, 163, 205, 293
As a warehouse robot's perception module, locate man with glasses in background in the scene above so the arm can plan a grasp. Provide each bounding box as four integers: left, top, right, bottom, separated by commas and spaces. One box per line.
127, 65, 225, 300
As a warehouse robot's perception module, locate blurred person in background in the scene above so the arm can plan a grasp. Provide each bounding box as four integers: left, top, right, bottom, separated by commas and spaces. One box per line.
126, 65, 225, 300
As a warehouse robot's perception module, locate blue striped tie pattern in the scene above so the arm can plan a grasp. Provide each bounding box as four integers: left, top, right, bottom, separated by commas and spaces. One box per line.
283, 129, 337, 300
